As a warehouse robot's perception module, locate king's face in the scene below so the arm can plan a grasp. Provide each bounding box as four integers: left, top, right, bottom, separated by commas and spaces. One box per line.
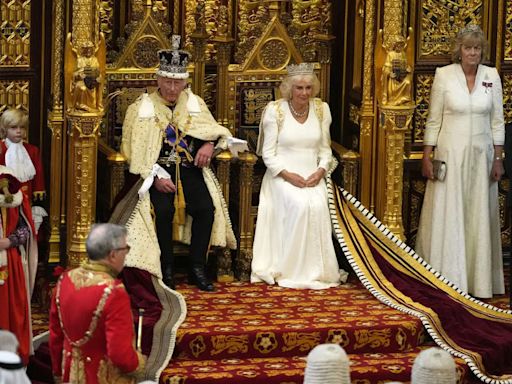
157, 77, 187, 104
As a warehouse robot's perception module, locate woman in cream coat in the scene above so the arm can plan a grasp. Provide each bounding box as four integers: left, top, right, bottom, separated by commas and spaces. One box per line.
416, 25, 505, 298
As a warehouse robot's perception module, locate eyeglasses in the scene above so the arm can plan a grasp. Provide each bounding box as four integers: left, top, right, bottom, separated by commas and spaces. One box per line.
114, 245, 131, 252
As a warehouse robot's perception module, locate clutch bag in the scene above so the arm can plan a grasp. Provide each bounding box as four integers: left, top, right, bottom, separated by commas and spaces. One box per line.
432, 159, 446, 181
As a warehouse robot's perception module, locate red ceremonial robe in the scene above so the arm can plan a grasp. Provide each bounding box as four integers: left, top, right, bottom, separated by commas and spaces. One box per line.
0, 191, 37, 365
49, 262, 144, 384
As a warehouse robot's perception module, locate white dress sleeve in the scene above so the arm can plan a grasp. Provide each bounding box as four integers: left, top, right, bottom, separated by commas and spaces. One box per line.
424, 67, 445, 146
489, 67, 505, 145
260, 103, 287, 177
317, 102, 333, 171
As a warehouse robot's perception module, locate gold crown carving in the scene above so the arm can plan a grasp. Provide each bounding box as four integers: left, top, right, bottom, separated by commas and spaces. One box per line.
286, 62, 315, 77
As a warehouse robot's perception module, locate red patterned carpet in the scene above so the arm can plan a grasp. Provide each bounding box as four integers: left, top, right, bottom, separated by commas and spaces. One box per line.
160, 276, 474, 384
29, 269, 510, 383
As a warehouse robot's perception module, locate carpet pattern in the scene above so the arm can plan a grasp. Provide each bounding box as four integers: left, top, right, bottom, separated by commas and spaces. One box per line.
32, 275, 508, 383
163, 348, 470, 384
174, 280, 426, 361
160, 279, 470, 383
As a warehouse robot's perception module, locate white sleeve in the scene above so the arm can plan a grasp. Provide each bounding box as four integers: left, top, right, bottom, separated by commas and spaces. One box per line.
317, 102, 333, 171
490, 67, 505, 145
423, 67, 445, 146
260, 104, 286, 177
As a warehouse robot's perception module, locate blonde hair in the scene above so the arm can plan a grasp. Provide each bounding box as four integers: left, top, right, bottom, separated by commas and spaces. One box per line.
0, 109, 28, 139
451, 26, 488, 63
279, 73, 320, 101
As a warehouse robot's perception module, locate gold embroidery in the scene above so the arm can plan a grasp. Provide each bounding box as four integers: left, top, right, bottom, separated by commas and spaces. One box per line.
55, 276, 116, 348
69, 348, 86, 384
97, 359, 136, 384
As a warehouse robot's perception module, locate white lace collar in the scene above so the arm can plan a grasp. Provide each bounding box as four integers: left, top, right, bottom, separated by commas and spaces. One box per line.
4, 138, 36, 183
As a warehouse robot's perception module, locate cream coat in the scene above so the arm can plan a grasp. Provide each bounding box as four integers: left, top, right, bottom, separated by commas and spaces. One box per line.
416, 64, 505, 298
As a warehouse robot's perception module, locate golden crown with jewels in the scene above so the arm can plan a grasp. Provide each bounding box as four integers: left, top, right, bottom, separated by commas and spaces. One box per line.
286, 62, 315, 77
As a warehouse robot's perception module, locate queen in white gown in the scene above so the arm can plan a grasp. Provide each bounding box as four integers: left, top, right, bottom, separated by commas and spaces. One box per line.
416, 25, 505, 298
251, 64, 345, 289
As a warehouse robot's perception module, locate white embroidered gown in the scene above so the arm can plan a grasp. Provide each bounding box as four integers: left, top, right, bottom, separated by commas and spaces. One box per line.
416, 64, 505, 298
251, 100, 342, 289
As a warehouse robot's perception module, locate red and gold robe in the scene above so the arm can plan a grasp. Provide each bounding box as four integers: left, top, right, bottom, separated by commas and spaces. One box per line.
0, 189, 37, 365
0, 141, 46, 202
49, 262, 145, 384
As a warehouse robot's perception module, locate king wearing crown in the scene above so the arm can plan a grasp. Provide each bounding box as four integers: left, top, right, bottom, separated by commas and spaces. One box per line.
116, 35, 236, 293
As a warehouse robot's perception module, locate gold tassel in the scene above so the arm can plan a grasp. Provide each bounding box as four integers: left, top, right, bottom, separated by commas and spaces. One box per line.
172, 162, 186, 240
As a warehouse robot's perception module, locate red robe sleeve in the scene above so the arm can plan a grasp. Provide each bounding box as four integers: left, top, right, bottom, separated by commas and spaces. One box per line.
104, 284, 142, 374
23, 143, 45, 201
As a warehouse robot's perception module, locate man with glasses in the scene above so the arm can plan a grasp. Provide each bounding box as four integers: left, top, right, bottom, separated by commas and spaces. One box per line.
49, 223, 145, 384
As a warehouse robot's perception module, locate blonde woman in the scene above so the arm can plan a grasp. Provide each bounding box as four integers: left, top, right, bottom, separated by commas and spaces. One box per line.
416, 25, 505, 298
251, 63, 346, 289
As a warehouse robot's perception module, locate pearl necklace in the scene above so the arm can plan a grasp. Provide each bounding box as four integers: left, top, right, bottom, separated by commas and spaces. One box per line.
288, 101, 309, 118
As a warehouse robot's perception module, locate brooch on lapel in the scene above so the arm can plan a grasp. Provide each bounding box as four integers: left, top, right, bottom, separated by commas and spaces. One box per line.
482, 80, 493, 94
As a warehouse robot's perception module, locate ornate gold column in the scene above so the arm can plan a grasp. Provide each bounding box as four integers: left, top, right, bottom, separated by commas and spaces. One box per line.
189, 2, 208, 98
66, 114, 102, 265
236, 151, 258, 281
378, 108, 413, 239
212, 5, 234, 127
359, 0, 377, 209
47, 0, 66, 263
215, 150, 234, 282
64, 0, 105, 266
374, 0, 415, 239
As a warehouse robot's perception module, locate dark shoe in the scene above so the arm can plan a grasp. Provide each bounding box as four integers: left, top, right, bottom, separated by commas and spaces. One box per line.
189, 266, 215, 292
162, 264, 175, 290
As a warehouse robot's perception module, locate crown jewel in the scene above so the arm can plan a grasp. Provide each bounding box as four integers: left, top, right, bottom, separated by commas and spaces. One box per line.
156, 35, 190, 79
286, 62, 315, 77
457, 24, 482, 37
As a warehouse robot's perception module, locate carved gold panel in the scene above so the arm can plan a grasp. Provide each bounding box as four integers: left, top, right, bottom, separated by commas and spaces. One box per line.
184, 0, 219, 62
505, 0, 512, 61
72, 0, 101, 48
100, 1, 115, 48
419, 0, 484, 58
413, 74, 434, 143
235, 1, 270, 64
290, 0, 332, 61
235, 1, 333, 65
0, 80, 29, 113
0, 0, 30, 67
130, 0, 169, 22
226, 73, 282, 143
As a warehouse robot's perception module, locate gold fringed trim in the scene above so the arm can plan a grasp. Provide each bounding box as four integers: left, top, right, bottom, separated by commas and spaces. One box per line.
326, 183, 512, 384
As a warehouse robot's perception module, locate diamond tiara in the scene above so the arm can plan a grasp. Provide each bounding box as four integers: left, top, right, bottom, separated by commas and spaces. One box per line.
286, 62, 315, 77
457, 24, 482, 37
